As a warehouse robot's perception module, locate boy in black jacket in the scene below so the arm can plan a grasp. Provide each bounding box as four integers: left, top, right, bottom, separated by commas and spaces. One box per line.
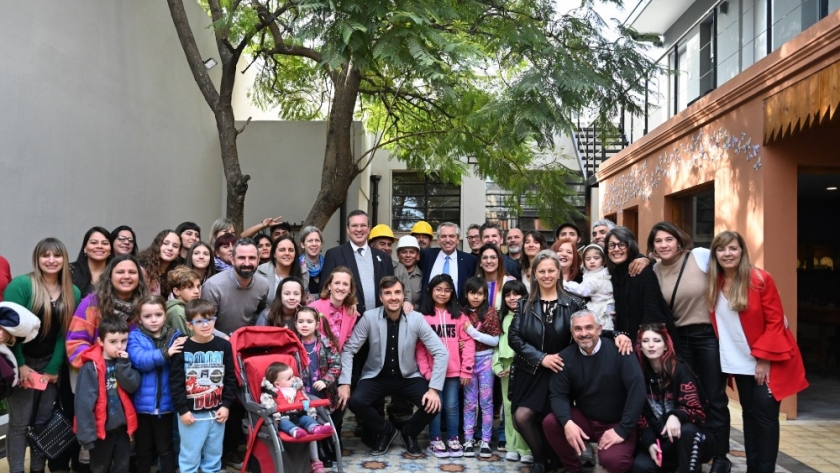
169, 299, 237, 473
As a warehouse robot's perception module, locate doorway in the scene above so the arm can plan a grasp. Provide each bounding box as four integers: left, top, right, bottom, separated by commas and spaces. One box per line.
796, 171, 840, 419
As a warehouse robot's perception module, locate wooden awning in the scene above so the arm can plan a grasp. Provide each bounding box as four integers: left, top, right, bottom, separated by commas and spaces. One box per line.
764, 60, 840, 143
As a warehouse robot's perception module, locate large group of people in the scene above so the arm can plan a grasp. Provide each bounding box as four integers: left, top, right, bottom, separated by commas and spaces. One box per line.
0, 212, 807, 473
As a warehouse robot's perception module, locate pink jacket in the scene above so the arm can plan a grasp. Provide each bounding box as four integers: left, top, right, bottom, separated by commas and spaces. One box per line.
416, 308, 474, 379
309, 299, 356, 352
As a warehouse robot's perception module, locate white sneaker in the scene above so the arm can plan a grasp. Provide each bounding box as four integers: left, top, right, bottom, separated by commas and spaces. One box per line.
479, 441, 493, 458
505, 451, 520, 462
462, 439, 476, 457
520, 454, 534, 464
428, 438, 449, 458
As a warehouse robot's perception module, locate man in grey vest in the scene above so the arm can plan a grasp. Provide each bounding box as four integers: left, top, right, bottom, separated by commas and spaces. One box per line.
338, 277, 448, 457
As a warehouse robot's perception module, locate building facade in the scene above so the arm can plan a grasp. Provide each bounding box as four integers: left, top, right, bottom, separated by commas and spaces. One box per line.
600, 0, 840, 417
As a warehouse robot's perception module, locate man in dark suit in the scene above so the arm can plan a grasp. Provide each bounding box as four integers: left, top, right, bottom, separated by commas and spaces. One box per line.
320, 209, 394, 314
419, 222, 477, 299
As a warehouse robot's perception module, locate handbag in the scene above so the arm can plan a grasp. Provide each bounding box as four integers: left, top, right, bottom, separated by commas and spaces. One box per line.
27, 394, 77, 460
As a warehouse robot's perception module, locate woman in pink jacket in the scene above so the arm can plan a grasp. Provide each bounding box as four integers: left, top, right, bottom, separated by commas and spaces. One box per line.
416, 274, 475, 459
310, 267, 358, 351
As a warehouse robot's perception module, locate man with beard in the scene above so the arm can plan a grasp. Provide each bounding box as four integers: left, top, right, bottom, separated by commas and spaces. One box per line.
201, 238, 269, 336
200, 238, 270, 468
542, 310, 645, 473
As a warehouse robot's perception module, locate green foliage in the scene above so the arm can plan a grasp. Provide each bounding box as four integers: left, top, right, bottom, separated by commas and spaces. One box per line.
198, 0, 661, 227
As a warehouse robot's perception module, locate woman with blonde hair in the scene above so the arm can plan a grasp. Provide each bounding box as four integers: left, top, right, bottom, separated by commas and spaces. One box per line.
707, 231, 807, 473
3, 238, 81, 473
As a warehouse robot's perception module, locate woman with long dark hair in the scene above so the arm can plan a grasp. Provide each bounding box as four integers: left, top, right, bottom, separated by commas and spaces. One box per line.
110, 225, 138, 256
137, 229, 181, 295
647, 222, 731, 472
475, 244, 514, 310
707, 231, 807, 473
66, 254, 148, 369
70, 226, 113, 297
520, 231, 548, 289
3, 238, 80, 473
632, 324, 714, 473
185, 241, 216, 284
605, 227, 678, 356
508, 250, 583, 473
257, 235, 306, 307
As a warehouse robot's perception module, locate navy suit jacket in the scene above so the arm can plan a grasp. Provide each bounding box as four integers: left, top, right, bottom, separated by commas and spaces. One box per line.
419, 248, 477, 300
319, 242, 394, 315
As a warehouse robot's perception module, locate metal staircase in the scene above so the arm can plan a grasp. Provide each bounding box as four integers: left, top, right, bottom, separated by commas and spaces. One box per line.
573, 122, 628, 186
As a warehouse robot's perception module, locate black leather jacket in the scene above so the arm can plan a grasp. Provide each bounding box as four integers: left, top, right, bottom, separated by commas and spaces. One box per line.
508, 293, 583, 375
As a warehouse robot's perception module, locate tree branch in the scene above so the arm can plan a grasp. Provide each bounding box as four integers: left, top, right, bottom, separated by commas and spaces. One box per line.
165, 0, 221, 112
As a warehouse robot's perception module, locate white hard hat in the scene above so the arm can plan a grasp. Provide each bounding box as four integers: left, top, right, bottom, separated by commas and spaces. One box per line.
397, 235, 421, 251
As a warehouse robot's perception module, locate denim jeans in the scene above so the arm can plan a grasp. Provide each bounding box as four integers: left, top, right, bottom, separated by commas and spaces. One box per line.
428, 377, 460, 440
677, 324, 730, 457
177, 410, 225, 473
733, 375, 780, 473
278, 415, 319, 436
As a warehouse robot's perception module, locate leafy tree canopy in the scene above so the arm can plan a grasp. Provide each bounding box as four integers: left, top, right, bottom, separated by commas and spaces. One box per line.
203, 0, 658, 227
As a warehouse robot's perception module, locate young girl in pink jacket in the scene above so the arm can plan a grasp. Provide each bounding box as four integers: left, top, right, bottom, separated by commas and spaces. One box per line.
416, 274, 475, 459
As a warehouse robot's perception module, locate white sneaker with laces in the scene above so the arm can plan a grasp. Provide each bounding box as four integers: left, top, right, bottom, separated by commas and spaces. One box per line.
520, 454, 534, 464
479, 440, 493, 458
462, 439, 476, 457
505, 451, 521, 462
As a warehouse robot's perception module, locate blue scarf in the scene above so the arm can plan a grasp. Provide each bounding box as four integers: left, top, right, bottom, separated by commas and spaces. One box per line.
299, 254, 324, 278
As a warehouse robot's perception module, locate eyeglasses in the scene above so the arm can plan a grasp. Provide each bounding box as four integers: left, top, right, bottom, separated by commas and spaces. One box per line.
481, 255, 498, 260
116, 236, 135, 244
190, 316, 217, 326
607, 242, 628, 250
466, 235, 481, 241
433, 286, 454, 294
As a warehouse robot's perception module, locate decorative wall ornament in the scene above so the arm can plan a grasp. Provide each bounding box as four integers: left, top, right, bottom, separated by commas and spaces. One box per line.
603, 125, 762, 214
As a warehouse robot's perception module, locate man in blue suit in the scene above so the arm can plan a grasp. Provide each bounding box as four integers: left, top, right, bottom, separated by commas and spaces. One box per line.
419, 222, 477, 300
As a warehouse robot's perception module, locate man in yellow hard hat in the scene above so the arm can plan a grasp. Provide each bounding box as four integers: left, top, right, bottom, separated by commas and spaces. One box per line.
369, 224, 397, 255
410, 221, 434, 250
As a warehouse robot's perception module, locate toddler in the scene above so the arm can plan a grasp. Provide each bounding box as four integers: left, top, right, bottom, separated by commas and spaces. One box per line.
563, 244, 615, 330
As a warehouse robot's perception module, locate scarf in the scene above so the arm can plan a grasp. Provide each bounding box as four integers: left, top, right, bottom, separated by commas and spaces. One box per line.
112, 298, 133, 321
214, 257, 233, 273
299, 254, 324, 278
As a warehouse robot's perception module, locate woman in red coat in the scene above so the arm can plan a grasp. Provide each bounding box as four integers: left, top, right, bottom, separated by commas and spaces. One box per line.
707, 231, 807, 473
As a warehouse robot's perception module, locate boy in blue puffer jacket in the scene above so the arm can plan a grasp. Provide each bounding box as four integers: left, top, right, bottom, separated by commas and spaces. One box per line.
128, 295, 186, 473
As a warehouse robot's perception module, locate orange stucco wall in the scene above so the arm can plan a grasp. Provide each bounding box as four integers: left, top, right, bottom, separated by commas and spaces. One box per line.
596, 10, 840, 419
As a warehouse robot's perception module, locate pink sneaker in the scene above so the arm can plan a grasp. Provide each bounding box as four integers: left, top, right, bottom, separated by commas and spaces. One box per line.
291, 427, 307, 439
312, 424, 335, 436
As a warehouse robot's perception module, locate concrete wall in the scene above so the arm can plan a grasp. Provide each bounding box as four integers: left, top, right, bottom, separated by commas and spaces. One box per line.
232, 120, 364, 248
0, 1, 222, 271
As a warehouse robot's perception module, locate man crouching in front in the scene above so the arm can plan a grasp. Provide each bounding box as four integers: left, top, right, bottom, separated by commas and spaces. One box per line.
337, 276, 449, 457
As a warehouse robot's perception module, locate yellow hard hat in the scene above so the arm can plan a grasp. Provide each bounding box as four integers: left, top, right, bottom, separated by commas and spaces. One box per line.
410, 221, 434, 237
368, 224, 396, 241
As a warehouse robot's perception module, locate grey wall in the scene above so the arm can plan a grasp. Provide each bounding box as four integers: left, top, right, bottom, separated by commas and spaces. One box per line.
0, 1, 222, 272
233, 120, 362, 249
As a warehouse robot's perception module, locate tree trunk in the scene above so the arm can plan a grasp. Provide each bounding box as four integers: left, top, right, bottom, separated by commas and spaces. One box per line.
217, 60, 249, 233
303, 67, 363, 230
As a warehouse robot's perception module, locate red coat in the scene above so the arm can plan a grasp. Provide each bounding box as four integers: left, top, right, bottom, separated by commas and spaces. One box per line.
710, 268, 808, 401
74, 344, 139, 440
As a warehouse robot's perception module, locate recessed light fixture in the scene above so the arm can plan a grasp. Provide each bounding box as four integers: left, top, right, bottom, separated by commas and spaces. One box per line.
203, 58, 218, 70
828, 187, 838, 191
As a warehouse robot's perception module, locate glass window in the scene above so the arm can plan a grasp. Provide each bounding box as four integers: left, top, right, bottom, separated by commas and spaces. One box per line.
772, 0, 819, 50
717, 0, 741, 86
391, 172, 460, 232
671, 185, 715, 249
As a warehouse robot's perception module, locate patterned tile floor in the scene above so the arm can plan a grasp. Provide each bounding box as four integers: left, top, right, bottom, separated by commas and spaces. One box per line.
2, 403, 831, 472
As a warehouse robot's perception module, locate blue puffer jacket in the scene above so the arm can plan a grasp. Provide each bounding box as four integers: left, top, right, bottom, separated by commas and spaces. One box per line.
128, 326, 182, 415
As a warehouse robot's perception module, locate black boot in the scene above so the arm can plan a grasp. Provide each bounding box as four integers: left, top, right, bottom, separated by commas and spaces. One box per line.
709, 457, 732, 473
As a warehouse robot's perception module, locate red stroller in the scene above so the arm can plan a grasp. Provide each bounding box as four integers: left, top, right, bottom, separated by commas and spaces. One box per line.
231, 326, 343, 473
